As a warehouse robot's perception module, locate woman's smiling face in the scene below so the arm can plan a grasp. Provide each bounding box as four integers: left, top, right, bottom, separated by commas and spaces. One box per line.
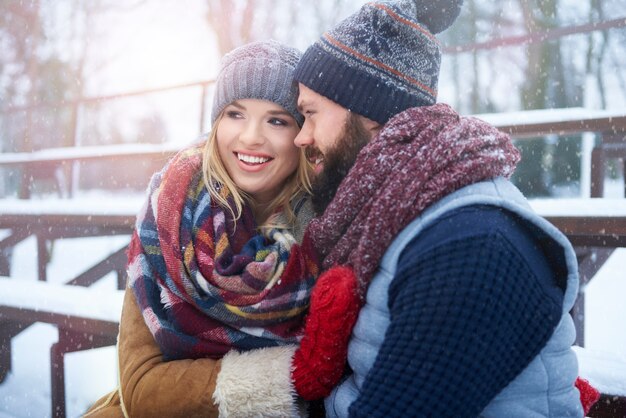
216, 98, 301, 204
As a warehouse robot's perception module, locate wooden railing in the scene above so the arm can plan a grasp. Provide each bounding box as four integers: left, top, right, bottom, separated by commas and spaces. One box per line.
477, 107, 626, 198
1, 79, 214, 199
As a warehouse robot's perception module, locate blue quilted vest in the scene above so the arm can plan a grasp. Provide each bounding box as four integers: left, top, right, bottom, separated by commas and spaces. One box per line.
325, 178, 583, 418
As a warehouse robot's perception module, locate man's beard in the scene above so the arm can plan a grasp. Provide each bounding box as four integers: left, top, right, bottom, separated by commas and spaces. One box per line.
311, 113, 371, 215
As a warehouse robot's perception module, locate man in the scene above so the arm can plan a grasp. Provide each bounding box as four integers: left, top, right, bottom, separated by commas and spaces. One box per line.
288, 0, 584, 417
133, 1, 589, 417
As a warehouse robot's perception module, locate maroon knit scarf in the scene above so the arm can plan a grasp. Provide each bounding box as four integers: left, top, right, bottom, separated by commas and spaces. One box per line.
306, 103, 521, 293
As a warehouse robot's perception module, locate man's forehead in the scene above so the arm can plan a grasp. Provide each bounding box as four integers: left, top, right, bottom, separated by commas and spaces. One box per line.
298, 85, 334, 112
297, 86, 316, 106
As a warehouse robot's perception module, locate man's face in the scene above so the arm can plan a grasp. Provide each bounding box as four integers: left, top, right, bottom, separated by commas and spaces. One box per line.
295, 84, 373, 214
308, 112, 371, 214
294, 84, 352, 175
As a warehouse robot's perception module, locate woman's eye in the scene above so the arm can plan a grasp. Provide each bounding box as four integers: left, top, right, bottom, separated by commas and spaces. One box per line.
225, 110, 243, 119
268, 117, 288, 126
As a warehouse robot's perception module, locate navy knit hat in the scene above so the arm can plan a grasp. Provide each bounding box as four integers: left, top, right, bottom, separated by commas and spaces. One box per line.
211, 40, 303, 126
294, 0, 463, 125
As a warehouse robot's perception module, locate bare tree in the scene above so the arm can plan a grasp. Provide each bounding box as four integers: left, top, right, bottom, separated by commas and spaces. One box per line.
586, 0, 608, 108
205, 0, 364, 55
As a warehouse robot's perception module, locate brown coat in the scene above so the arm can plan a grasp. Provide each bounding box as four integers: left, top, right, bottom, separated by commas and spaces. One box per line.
84, 289, 222, 418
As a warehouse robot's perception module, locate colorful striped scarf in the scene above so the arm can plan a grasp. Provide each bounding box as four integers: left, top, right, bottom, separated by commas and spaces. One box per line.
127, 144, 319, 360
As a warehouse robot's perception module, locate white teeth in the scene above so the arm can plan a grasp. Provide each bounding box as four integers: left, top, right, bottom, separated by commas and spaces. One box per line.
238, 153, 270, 164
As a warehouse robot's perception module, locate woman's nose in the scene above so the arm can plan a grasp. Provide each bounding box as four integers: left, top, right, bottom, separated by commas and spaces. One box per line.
239, 121, 265, 146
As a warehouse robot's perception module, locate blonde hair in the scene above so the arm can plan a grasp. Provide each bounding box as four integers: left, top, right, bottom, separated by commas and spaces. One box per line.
202, 112, 312, 233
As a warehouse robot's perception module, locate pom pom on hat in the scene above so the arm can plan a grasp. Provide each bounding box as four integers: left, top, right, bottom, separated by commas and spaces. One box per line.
415, 0, 463, 34
294, 0, 463, 125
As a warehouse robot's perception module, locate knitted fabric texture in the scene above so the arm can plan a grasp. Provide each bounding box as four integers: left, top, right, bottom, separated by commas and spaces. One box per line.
350, 221, 564, 416
128, 144, 319, 360
211, 39, 303, 126
294, 0, 463, 124
575, 377, 600, 416
307, 103, 520, 294
292, 266, 361, 400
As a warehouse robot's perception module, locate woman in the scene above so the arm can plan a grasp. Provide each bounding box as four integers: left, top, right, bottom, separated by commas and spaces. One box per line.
85, 40, 359, 418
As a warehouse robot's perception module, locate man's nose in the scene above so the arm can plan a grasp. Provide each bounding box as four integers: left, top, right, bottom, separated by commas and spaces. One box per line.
294, 121, 313, 148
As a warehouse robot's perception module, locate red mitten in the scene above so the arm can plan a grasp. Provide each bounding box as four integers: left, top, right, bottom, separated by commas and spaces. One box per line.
292, 266, 362, 400
575, 376, 600, 416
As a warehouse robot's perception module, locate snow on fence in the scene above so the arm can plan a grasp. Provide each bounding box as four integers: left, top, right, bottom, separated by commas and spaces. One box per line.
0, 277, 124, 418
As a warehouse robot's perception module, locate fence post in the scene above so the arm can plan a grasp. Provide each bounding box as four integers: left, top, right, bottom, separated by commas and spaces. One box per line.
199, 83, 208, 134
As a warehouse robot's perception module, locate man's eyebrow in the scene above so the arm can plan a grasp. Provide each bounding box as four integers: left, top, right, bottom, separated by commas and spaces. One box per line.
297, 100, 310, 112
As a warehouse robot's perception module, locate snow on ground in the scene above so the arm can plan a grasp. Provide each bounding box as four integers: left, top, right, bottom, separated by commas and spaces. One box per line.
0, 181, 625, 417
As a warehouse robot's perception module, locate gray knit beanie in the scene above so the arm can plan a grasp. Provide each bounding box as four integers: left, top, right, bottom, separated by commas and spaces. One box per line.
211, 40, 303, 126
294, 0, 463, 125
